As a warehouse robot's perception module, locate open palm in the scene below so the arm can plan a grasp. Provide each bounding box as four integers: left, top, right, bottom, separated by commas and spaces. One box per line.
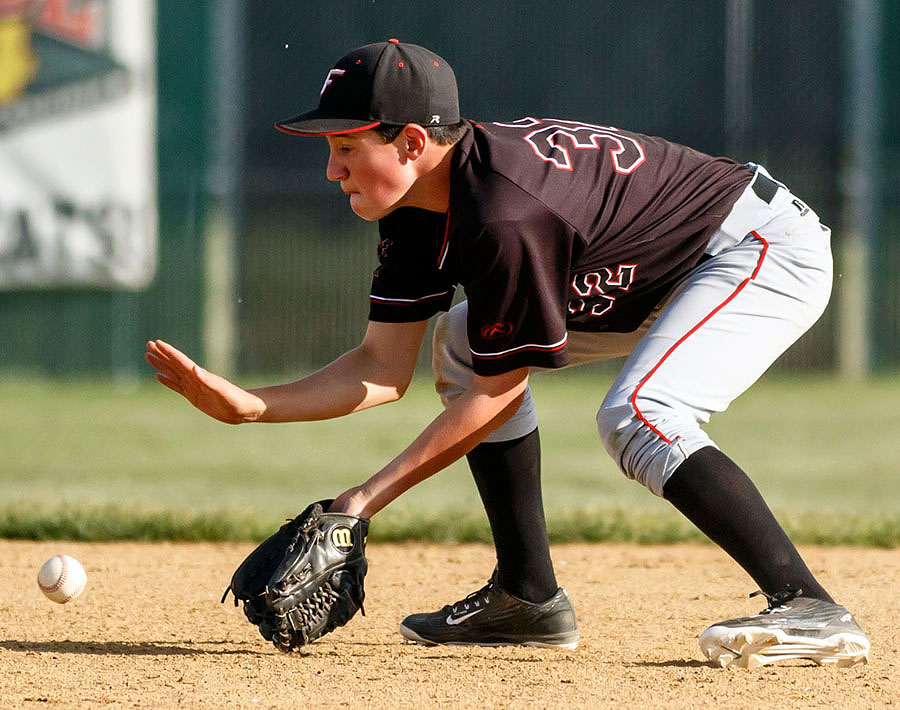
144, 340, 264, 424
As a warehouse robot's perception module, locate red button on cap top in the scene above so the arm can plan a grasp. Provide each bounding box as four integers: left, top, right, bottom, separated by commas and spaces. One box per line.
388, 38, 399, 44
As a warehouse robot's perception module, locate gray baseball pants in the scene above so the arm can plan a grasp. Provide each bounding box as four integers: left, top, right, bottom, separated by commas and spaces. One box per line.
432, 166, 833, 496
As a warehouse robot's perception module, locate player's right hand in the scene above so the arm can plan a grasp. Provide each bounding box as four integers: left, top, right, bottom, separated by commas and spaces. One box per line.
144, 339, 266, 424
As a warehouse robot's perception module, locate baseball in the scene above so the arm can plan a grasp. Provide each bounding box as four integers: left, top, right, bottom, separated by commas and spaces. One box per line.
37, 555, 87, 604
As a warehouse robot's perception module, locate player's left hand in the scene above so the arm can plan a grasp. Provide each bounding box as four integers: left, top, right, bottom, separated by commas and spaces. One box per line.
222, 500, 369, 651
329, 485, 369, 516
144, 339, 266, 424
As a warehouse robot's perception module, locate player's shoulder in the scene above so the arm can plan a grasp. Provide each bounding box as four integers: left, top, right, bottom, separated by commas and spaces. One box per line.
455, 123, 548, 205
454, 120, 577, 227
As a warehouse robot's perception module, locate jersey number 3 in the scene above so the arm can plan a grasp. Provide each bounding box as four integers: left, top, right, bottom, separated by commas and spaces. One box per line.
496, 117, 645, 174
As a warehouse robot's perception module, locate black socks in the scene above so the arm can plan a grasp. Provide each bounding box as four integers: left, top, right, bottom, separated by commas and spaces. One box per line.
662, 446, 833, 602
468, 435, 831, 606
466, 428, 559, 603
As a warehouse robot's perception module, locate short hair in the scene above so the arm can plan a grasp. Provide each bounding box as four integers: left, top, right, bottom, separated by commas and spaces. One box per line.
373, 119, 471, 146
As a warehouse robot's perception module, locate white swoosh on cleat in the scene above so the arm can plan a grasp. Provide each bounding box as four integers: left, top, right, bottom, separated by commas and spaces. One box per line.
446, 609, 485, 625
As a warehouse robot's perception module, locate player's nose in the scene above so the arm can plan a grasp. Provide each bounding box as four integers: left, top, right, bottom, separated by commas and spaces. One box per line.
326, 148, 348, 182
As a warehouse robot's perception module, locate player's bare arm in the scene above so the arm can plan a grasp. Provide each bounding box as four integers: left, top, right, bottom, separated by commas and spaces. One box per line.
144, 319, 427, 424
249, 319, 427, 421
330, 366, 530, 518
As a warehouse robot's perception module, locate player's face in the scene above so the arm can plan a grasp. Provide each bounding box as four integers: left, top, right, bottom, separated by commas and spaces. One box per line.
325, 132, 415, 220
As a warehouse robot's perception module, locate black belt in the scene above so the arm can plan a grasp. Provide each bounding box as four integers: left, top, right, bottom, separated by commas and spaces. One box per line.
750, 169, 780, 204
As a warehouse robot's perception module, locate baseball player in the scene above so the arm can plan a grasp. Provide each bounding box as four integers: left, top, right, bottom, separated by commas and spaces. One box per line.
145, 39, 870, 668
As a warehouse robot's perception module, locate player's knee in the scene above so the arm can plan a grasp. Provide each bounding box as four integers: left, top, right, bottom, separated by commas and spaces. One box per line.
595, 402, 637, 472
595, 401, 693, 496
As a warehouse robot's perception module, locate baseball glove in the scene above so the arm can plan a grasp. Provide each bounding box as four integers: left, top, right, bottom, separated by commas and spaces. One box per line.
221, 499, 369, 652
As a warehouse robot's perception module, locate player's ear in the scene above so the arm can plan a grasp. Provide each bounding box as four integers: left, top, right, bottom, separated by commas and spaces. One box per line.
401, 124, 429, 160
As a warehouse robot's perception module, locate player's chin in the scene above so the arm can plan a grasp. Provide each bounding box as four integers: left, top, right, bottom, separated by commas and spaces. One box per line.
349, 195, 389, 221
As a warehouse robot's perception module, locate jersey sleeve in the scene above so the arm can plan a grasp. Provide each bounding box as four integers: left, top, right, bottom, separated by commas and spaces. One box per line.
368, 208, 457, 323
462, 215, 573, 376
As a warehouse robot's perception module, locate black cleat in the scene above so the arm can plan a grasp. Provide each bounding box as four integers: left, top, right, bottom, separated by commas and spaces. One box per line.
399, 572, 579, 649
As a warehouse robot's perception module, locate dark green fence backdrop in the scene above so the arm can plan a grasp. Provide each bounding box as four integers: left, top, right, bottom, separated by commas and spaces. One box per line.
1, 0, 897, 377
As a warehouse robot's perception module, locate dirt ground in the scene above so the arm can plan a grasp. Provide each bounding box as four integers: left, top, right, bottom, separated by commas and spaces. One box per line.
1, 541, 897, 709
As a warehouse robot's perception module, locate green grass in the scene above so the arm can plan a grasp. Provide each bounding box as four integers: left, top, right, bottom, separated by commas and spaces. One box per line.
2, 369, 899, 544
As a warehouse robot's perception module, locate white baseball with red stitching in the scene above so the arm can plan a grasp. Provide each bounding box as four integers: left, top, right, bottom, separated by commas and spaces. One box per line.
37, 555, 87, 604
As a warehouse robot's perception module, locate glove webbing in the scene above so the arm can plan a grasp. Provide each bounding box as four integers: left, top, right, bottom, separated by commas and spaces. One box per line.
275, 579, 342, 650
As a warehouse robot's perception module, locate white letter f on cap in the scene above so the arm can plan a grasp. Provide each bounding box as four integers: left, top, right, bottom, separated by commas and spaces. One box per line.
320, 68, 346, 96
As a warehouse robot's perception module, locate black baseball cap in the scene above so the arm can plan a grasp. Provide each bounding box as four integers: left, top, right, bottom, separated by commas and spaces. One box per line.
276, 39, 459, 136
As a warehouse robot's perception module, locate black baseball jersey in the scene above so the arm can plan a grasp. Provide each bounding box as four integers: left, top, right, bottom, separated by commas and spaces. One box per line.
369, 118, 753, 375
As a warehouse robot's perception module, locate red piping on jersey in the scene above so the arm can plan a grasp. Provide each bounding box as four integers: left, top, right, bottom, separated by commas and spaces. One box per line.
274, 121, 381, 136
437, 212, 451, 270
630, 231, 770, 445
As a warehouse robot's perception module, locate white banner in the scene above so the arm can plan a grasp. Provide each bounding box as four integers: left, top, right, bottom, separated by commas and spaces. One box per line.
0, 0, 157, 290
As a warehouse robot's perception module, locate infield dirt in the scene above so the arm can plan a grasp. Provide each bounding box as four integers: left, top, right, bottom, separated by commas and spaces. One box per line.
1, 540, 897, 709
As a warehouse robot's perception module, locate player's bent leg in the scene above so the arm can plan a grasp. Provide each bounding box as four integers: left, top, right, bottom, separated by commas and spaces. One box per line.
596, 213, 833, 495
399, 570, 579, 649
424, 302, 654, 643
594, 207, 868, 666
430, 301, 563, 619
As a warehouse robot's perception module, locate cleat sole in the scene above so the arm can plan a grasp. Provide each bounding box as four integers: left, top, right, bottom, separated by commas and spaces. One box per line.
699, 624, 870, 669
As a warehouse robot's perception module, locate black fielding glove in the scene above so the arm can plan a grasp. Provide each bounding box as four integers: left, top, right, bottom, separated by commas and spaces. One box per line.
222, 499, 369, 651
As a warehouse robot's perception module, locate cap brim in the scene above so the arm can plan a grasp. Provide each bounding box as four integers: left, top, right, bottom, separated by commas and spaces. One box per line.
275, 110, 381, 136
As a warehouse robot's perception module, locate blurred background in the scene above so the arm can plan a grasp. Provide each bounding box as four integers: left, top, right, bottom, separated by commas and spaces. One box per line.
0, 0, 897, 380
1, 1, 898, 540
